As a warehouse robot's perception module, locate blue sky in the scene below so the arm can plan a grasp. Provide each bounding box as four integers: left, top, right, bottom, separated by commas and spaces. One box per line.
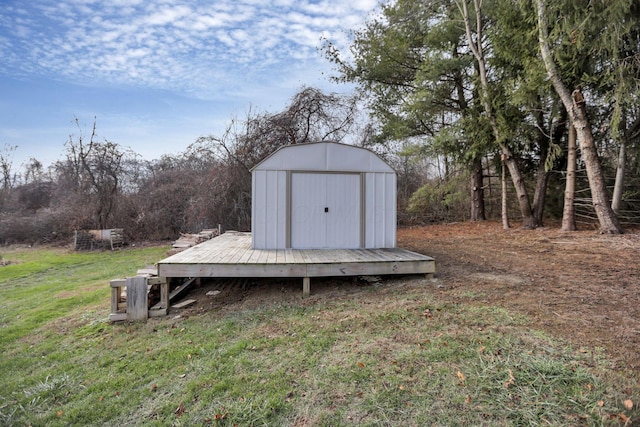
0, 0, 377, 169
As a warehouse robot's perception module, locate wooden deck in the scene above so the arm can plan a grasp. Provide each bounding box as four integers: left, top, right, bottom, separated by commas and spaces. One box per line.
157, 231, 435, 295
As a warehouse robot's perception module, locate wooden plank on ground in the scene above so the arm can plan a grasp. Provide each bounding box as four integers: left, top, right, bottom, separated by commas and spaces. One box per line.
109, 312, 127, 322
173, 299, 197, 309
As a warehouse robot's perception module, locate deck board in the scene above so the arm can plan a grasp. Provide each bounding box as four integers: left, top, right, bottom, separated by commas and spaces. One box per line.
157, 231, 435, 279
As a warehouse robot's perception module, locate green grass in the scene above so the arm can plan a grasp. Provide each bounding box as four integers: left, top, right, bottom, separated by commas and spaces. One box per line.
0, 246, 638, 426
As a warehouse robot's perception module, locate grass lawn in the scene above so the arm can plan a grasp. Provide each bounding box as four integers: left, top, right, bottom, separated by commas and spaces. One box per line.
0, 245, 637, 426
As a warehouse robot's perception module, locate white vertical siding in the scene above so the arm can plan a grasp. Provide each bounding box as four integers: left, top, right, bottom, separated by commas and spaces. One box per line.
387, 173, 397, 247
252, 170, 287, 249
365, 172, 396, 248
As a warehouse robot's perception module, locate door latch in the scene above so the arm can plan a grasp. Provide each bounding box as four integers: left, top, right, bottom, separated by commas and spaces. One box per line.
324, 207, 329, 213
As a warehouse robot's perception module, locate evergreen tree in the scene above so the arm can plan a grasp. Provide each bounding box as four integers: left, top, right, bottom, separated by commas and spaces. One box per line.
533, 0, 639, 233
325, 0, 494, 221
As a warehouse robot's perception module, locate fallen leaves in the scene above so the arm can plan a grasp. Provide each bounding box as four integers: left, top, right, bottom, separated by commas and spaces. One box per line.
597, 398, 635, 424
504, 369, 516, 389
175, 402, 184, 417
607, 413, 630, 424
204, 408, 228, 422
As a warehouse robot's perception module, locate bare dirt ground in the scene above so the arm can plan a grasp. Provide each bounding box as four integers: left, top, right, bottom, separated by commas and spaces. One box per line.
399, 221, 640, 373
179, 221, 640, 373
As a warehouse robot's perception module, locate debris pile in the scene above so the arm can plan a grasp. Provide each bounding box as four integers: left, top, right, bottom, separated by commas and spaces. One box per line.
167, 228, 219, 255
74, 228, 125, 251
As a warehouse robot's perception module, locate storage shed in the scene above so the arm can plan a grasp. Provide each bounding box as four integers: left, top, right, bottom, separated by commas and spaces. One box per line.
252, 142, 396, 250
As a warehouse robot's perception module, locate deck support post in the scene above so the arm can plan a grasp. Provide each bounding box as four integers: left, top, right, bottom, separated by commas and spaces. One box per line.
160, 278, 170, 313
302, 277, 310, 298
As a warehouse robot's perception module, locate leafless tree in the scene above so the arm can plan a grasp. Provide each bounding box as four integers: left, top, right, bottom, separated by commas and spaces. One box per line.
23, 157, 45, 184
184, 87, 362, 231
0, 144, 17, 191
53, 118, 132, 229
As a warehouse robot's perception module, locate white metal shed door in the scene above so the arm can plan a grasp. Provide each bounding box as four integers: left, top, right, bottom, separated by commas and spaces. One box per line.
291, 173, 361, 249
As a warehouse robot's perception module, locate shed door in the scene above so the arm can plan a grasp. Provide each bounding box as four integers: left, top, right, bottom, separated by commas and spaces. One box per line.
291, 173, 361, 249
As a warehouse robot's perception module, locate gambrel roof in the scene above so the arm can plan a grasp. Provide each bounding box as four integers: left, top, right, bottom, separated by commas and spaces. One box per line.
252, 141, 394, 173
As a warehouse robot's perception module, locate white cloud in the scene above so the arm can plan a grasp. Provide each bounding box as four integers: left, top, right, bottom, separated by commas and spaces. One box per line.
143, 5, 191, 26
0, 0, 377, 113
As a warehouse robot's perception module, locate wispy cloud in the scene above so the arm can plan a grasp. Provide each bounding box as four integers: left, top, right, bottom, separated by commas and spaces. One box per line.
1, 0, 376, 99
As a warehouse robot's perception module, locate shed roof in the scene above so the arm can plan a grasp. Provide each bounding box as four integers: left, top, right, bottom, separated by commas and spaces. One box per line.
251, 141, 394, 173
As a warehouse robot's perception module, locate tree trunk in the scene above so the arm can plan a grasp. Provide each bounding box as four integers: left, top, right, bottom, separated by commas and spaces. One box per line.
501, 154, 510, 229
532, 166, 550, 226
572, 93, 623, 233
532, 107, 550, 226
612, 114, 640, 214
561, 124, 577, 231
470, 155, 486, 221
459, 0, 537, 229
503, 154, 536, 228
611, 115, 627, 214
455, 50, 486, 222
536, 0, 623, 234
611, 140, 626, 215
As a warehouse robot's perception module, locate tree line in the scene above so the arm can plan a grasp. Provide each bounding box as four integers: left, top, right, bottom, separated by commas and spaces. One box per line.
325, 0, 639, 233
0, 88, 389, 244
1, 0, 639, 245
